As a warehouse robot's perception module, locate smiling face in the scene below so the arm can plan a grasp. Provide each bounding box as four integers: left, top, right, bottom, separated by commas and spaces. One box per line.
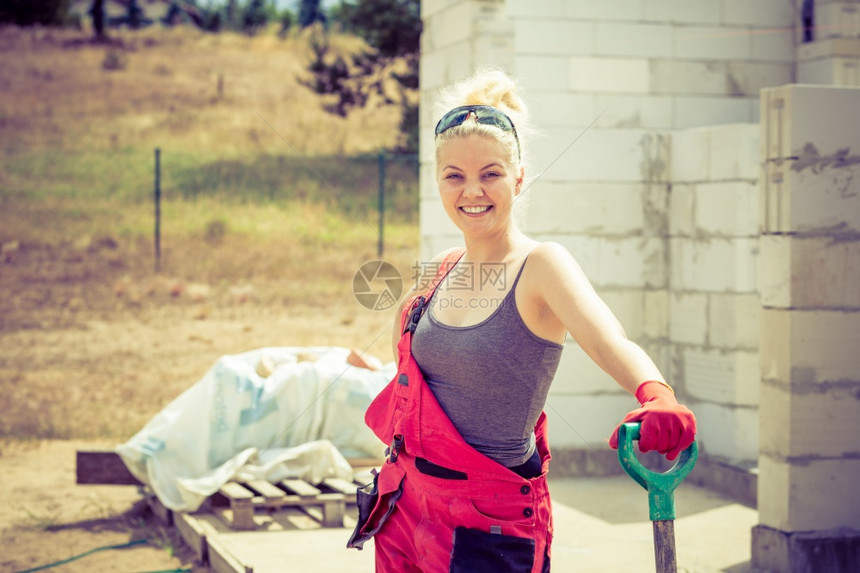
436, 134, 523, 240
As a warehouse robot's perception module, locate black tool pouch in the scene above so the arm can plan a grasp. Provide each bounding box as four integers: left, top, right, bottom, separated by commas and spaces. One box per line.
346, 470, 379, 549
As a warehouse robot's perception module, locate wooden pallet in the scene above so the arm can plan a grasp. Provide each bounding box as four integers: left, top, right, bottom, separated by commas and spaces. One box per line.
209, 476, 365, 530
76, 450, 379, 573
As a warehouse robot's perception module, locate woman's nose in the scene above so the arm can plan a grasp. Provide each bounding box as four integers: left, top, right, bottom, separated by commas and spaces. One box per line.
462, 179, 484, 198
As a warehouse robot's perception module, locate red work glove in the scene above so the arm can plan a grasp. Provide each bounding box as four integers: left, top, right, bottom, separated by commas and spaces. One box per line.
608, 381, 696, 461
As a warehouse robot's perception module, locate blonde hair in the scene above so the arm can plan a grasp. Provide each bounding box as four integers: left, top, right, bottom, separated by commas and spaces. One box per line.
434, 68, 530, 169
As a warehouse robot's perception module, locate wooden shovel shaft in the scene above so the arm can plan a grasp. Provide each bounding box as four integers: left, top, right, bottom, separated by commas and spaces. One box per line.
653, 519, 677, 573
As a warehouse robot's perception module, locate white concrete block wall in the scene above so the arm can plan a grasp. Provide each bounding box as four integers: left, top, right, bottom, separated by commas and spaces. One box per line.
664, 122, 761, 466
753, 85, 860, 555
545, 394, 637, 447
815, 2, 860, 39
757, 457, 860, 532
759, 236, 860, 309
691, 402, 759, 461
418, 0, 799, 471
798, 57, 860, 86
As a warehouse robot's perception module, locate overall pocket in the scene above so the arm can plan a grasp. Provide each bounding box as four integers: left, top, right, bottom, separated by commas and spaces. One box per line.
346, 463, 406, 550
449, 526, 535, 573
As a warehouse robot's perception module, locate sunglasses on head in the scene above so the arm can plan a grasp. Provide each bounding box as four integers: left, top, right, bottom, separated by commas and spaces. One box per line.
434, 105, 521, 161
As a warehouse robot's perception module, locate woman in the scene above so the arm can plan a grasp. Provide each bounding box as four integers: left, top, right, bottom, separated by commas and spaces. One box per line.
348, 69, 696, 572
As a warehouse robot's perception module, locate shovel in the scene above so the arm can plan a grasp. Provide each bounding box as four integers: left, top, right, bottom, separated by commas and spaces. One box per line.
617, 422, 698, 573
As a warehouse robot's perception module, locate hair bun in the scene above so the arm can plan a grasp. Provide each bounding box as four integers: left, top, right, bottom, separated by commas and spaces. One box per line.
437, 68, 528, 127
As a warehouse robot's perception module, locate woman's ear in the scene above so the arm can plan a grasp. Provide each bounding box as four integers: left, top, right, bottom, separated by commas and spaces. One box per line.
515, 167, 525, 195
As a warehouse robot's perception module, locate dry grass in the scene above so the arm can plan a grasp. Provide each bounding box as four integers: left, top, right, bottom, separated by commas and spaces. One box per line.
0, 24, 420, 440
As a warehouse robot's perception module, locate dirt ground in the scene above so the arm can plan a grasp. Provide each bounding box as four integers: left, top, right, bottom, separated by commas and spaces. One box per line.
0, 242, 402, 572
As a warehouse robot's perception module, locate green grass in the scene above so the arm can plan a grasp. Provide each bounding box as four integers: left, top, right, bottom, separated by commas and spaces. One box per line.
0, 146, 418, 248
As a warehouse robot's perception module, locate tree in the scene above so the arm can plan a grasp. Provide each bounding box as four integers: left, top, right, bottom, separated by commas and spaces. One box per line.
299, 0, 325, 28
89, 0, 105, 39
127, 0, 144, 29
302, 0, 420, 152
242, 0, 269, 34
0, 0, 71, 26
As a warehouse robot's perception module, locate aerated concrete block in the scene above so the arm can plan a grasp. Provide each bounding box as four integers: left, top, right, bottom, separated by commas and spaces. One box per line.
530, 128, 667, 184
752, 27, 797, 62
722, 0, 796, 27
691, 401, 759, 463
759, 379, 860, 459
708, 293, 760, 349
695, 181, 759, 237
669, 183, 696, 235
544, 394, 634, 447
815, 2, 860, 39
569, 56, 650, 94
759, 235, 860, 309
673, 25, 753, 60
424, 1, 476, 49
505, 0, 566, 18
514, 55, 570, 91
670, 128, 710, 182
594, 21, 674, 58
595, 94, 674, 129
549, 235, 667, 288
757, 456, 860, 531
528, 92, 597, 128
421, 0, 460, 19
515, 19, 593, 55
673, 95, 755, 129
683, 348, 760, 406
522, 182, 647, 236
419, 197, 460, 237
759, 308, 860, 387
564, 0, 645, 21
644, 289, 669, 339
420, 234, 463, 262
642, 0, 721, 25
669, 237, 759, 292
707, 123, 760, 181
760, 84, 860, 162
797, 37, 860, 61
669, 293, 708, 345
649, 60, 727, 96
727, 62, 795, 96
419, 159, 437, 200
760, 161, 860, 235
797, 57, 860, 86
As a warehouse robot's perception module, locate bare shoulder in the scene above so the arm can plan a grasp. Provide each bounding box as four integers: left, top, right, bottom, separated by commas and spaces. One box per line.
527, 241, 583, 277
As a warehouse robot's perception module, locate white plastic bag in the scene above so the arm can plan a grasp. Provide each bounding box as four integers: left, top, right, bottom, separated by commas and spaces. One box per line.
116, 346, 392, 511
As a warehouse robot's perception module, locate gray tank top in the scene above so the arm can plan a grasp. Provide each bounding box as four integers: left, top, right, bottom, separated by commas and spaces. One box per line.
411, 255, 564, 467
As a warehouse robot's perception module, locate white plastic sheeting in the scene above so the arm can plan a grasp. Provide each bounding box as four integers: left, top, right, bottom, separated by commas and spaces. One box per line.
116, 346, 393, 511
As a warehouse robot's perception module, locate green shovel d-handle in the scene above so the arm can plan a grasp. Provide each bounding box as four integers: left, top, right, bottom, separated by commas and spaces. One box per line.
617, 422, 698, 522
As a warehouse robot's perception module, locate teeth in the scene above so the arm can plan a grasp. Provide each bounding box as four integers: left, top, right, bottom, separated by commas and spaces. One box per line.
462, 206, 490, 214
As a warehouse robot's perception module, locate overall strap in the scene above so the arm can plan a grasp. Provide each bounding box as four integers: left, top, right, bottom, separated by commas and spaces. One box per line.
401, 247, 466, 335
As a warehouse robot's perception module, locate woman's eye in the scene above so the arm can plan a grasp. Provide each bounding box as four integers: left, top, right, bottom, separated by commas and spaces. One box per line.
483, 172, 500, 179
445, 173, 462, 180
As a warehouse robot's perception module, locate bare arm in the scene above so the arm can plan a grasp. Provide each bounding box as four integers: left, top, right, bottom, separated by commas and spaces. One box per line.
530, 242, 664, 394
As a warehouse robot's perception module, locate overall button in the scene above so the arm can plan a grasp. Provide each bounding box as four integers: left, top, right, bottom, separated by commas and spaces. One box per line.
523, 507, 534, 518
520, 484, 530, 495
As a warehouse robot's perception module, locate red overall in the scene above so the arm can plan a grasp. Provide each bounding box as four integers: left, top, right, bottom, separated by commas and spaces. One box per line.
348, 250, 553, 573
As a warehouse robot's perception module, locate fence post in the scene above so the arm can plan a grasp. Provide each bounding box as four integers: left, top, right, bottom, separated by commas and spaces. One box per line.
154, 147, 161, 272
378, 150, 385, 257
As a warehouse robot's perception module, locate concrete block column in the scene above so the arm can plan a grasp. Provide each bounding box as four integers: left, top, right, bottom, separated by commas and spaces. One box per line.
752, 84, 860, 572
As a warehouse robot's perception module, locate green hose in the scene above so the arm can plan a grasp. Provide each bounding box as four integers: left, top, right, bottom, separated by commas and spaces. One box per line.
14, 538, 192, 573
